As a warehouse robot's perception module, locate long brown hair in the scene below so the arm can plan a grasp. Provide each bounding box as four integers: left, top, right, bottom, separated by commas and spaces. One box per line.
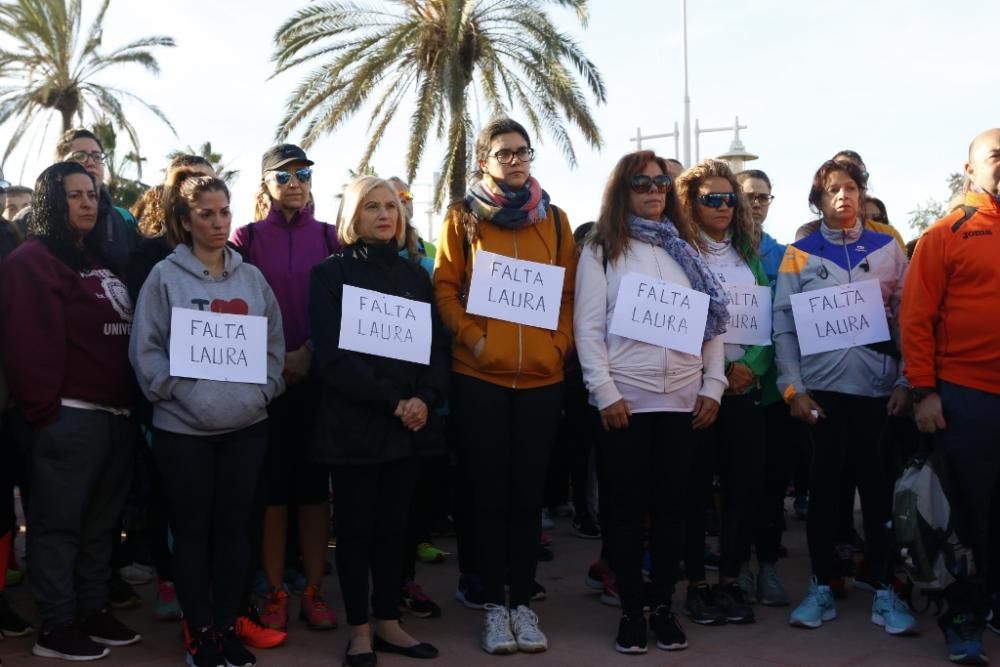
675, 159, 759, 262
134, 184, 166, 238
590, 151, 683, 263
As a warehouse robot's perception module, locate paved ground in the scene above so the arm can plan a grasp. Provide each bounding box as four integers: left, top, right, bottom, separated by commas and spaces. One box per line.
2, 500, 995, 666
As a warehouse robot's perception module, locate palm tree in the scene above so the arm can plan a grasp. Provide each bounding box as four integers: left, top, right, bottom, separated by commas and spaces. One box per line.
0, 0, 176, 164
272, 0, 606, 207
167, 141, 240, 185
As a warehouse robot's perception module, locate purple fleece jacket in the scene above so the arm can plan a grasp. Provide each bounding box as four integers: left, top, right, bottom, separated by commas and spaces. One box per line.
230, 203, 341, 351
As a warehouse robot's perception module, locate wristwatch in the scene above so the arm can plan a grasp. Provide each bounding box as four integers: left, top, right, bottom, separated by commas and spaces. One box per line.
911, 387, 936, 403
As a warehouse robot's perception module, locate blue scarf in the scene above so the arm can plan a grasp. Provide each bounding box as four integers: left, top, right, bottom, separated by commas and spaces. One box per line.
627, 215, 729, 341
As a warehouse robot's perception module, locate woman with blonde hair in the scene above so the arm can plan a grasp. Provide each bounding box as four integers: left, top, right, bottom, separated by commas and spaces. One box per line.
575, 150, 727, 654
674, 160, 773, 626
310, 176, 448, 666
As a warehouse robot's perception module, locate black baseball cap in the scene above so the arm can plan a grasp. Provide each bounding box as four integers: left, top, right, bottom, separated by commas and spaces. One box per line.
261, 143, 314, 173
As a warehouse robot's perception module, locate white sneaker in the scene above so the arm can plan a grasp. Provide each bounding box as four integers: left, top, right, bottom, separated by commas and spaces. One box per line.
511, 605, 548, 653
120, 563, 154, 586
481, 604, 516, 654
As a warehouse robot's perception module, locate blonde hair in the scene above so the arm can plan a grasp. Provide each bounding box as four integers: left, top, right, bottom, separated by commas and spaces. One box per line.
675, 159, 759, 262
337, 176, 404, 246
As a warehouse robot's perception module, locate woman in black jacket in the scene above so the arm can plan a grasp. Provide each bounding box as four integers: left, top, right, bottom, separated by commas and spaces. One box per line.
309, 176, 448, 667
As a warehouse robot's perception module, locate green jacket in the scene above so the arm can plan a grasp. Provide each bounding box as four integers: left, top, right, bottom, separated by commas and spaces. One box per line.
730, 250, 779, 405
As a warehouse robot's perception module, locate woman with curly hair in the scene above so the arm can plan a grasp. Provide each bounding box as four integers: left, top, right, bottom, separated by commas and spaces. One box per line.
1, 162, 141, 661
574, 150, 727, 654
674, 160, 773, 627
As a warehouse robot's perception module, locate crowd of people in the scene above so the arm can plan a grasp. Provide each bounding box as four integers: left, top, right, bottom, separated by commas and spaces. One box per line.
0, 119, 997, 667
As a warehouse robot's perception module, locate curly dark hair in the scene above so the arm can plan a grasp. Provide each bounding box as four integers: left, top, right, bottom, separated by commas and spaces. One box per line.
807, 160, 868, 218
28, 162, 102, 272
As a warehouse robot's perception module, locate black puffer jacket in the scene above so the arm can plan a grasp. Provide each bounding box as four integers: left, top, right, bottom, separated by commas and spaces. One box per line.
309, 240, 449, 465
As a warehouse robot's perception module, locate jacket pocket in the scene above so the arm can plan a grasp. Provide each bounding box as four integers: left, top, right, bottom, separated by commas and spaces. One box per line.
474, 319, 517, 374
177, 380, 267, 432
520, 326, 562, 378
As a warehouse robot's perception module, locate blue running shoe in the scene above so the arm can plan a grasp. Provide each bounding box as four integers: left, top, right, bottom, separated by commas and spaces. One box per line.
939, 612, 988, 665
872, 589, 918, 635
789, 577, 836, 629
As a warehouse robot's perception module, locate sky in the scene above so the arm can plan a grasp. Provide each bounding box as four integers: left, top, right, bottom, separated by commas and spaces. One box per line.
2, 0, 999, 245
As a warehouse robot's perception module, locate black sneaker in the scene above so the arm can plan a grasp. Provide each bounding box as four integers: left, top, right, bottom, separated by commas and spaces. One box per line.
713, 582, 755, 624
185, 623, 225, 667
220, 625, 257, 667
572, 513, 602, 539
650, 606, 688, 651
455, 573, 485, 610
79, 609, 142, 646
32, 625, 110, 661
531, 580, 548, 602
614, 613, 647, 654
109, 573, 142, 609
0, 594, 33, 637
537, 545, 554, 562
683, 584, 726, 625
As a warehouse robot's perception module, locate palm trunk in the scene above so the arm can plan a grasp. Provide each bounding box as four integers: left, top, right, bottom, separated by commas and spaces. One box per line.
448, 122, 467, 204
59, 105, 75, 133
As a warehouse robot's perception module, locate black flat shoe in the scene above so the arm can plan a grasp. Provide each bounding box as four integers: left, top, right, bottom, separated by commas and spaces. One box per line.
344, 641, 377, 667
373, 635, 439, 659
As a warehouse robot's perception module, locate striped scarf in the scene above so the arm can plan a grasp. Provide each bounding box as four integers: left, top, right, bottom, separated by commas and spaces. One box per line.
465, 174, 550, 229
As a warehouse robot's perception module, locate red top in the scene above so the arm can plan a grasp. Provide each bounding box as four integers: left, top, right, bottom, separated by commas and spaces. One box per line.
902, 191, 1000, 394
1, 239, 134, 427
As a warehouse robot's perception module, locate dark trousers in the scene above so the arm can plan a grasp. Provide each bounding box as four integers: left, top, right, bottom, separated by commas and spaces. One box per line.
332, 457, 418, 626
28, 407, 134, 632
403, 453, 449, 582
937, 381, 1000, 610
754, 401, 800, 564
153, 421, 267, 629
601, 411, 694, 615
141, 433, 173, 580
805, 392, 892, 585
452, 374, 563, 607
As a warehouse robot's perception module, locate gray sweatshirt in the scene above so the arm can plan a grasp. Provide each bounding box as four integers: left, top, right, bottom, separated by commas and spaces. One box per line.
129, 244, 286, 435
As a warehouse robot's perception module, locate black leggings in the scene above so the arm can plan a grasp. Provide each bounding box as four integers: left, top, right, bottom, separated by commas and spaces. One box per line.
805, 392, 892, 586
153, 422, 267, 629
752, 401, 802, 564
601, 411, 694, 615
452, 374, 563, 608
333, 457, 418, 626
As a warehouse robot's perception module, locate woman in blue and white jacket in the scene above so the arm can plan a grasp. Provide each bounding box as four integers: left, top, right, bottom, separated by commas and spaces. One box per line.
773, 159, 912, 635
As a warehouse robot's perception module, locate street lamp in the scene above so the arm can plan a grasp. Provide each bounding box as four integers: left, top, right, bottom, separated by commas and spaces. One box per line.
715, 121, 759, 173
629, 123, 680, 157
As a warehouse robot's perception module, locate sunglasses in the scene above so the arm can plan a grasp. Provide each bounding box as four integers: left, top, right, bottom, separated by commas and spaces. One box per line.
698, 193, 737, 209
267, 167, 312, 186
397, 191, 414, 202
745, 193, 774, 205
630, 174, 672, 194
65, 150, 106, 164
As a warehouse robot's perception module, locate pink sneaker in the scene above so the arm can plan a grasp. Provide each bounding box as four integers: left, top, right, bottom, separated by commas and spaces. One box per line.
299, 585, 337, 630
153, 579, 183, 621
260, 589, 289, 630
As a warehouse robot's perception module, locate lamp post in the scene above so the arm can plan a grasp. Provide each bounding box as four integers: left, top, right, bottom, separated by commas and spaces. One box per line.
715, 120, 758, 173
681, 0, 691, 166
629, 123, 680, 157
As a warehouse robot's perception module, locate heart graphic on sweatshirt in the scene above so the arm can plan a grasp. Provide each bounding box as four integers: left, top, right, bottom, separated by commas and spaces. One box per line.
210, 298, 249, 315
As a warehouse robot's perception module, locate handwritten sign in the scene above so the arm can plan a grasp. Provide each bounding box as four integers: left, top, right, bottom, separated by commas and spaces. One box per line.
721, 284, 772, 346
608, 272, 710, 355
465, 251, 565, 330
789, 279, 891, 356
169, 307, 268, 384
338, 285, 432, 365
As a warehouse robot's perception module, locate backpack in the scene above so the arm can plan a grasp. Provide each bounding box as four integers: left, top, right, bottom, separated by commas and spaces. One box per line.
893, 439, 976, 594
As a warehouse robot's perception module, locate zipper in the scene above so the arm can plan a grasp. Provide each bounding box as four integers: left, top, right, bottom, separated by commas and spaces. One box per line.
512, 229, 523, 389
840, 229, 852, 283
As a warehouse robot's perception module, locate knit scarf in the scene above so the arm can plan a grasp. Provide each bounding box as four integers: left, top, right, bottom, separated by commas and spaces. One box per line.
627, 215, 729, 341
465, 174, 550, 229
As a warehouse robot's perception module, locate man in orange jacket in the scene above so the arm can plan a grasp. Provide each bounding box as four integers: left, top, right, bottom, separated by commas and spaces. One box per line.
901, 127, 1000, 666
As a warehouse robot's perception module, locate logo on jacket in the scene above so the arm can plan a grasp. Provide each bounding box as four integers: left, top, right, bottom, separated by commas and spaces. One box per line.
962, 229, 993, 240
85, 269, 133, 323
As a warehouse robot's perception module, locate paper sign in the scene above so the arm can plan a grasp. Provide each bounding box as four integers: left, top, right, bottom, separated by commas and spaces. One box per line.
790, 279, 891, 356
465, 250, 565, 331
169, 307, 268, 384
608, 272, 710, 355
721, 284, 773, 346
338, 285, 432, 365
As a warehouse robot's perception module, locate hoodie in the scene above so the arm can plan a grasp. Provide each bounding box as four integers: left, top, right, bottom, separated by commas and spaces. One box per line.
129, 244, 286, 436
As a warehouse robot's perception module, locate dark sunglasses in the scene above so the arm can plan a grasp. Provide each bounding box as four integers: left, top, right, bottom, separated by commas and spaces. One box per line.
267, 167, 312, 186
630, 174, 672, 194
698, 192, 737, 209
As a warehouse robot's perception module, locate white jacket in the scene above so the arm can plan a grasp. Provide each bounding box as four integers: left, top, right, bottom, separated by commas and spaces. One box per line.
574, 240, 727, 410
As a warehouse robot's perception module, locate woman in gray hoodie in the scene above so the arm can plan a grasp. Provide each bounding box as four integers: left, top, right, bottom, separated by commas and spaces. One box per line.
129, 172, 285, 667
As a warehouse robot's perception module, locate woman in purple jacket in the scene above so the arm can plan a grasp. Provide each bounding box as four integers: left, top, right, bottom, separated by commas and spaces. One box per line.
229, 144, 340, 634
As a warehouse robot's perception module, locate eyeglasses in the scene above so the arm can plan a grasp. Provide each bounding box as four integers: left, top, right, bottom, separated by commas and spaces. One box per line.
489, 147, 535, 165
745, 193, 774, 205
630, 174, 672, 194
266, 167, 312, 186
65, 150, 106, 164
698, 193, 738, 209
397, 191, 414, 202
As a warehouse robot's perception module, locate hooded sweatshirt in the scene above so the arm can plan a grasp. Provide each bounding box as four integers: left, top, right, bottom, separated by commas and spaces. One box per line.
773, 220, 908, 401
129, 244, 286, 436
